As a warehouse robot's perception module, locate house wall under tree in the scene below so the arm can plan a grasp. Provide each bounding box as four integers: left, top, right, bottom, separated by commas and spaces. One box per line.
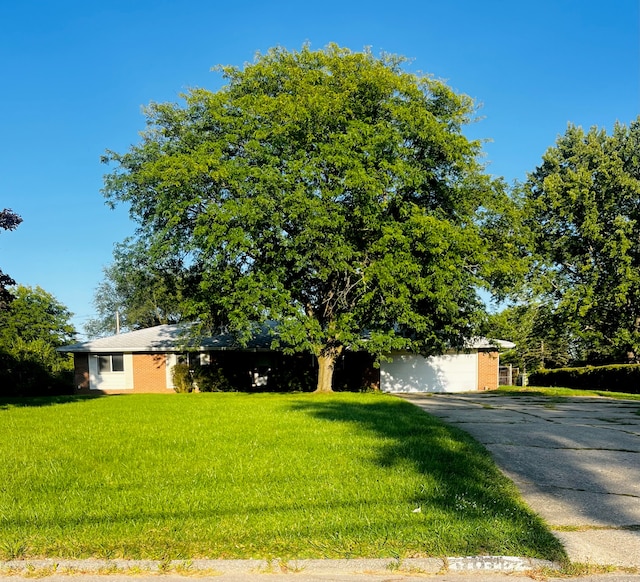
64, 324, 506, 394
74, 352, 174, 394
380, 348, 500, 393
477, 349, 499, 391
133, 353, 171, 393
74, 353, 90, 391
73, 349, 500, 394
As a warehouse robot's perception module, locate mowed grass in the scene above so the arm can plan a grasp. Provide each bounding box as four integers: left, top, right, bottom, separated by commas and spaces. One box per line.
0, 393, 565, 561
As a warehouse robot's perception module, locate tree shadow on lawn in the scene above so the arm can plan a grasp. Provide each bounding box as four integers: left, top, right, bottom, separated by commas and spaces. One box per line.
0, 394, 110, 410
289, 396, 567, 561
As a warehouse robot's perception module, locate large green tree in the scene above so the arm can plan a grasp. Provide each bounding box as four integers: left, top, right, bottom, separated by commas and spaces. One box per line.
103, 45, 518, 392
524, 118, 640, 363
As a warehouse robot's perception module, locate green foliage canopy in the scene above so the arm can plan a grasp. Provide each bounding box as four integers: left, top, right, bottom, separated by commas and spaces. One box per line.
0, 285, 76, 361
103, 45, 518, 391
524, 118, 640, 363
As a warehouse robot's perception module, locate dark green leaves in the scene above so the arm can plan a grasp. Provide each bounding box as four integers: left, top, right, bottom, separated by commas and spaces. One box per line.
523, 118, 640, 363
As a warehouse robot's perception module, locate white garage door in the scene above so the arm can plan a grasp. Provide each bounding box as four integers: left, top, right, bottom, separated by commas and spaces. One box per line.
380, 352, 478, 393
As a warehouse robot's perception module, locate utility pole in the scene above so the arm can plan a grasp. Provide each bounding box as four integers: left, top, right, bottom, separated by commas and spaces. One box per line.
116, 310, 120, 334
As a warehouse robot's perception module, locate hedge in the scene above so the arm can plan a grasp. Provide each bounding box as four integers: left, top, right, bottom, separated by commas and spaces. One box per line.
0, 351, 73, 397
529, 364, 640, 394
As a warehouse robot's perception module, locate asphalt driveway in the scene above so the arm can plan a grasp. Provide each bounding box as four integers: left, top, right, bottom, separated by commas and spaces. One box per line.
397, 392, 640, 567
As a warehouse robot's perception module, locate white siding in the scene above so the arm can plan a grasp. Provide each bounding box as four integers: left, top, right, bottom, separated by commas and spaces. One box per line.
380, 352, 478, 393
166, 353, 177, 390
89, 353, 134, 390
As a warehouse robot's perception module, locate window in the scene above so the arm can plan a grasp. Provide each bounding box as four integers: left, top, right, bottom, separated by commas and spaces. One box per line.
98, 354, 124, 373
177, 352, 208, 367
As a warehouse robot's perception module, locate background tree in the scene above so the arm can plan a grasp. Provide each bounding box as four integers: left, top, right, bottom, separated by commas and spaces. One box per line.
103, 44, 519, 392
486, 304, 573, 372
85, 240, 184, 338
0, 208, 22, 310
524, 118, 640, 364
0, 285, 76, 395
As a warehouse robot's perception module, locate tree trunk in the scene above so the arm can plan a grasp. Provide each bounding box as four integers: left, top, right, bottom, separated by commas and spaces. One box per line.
314, 345, 343, 393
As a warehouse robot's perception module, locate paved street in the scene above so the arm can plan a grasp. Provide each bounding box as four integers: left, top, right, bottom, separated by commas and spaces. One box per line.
1, 569, 640, 582
2, 575, 640, 582
1, 568, 640, 581
398, 392, 640, 568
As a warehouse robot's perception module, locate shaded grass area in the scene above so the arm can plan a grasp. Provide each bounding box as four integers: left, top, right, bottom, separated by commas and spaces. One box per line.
0, 393, 565, 561
497, 386, 640, 401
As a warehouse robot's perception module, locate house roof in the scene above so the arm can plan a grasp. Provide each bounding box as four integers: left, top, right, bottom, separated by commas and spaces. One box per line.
468, 337, 515, 350
59, 323, 274, 353
59, 323, 515, 354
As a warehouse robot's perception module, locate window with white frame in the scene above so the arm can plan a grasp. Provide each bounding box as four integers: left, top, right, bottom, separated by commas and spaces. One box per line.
177, 352, 209, 367
97, 353, 125, 373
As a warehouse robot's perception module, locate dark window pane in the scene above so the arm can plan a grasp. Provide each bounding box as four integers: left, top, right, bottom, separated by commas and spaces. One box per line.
111, 354, 124, 372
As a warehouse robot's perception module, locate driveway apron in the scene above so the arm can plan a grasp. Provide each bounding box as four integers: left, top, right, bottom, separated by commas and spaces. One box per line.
397, 392, 640, 568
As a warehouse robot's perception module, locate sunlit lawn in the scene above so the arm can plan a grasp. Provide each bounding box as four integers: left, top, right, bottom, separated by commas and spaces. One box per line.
498, 386, 640, 401
0, 393, 564, 561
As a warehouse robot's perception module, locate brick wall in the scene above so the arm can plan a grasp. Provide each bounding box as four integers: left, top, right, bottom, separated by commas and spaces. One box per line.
74, 353, 90, 393
477, 350, 499, 391
132, 353, 171, 393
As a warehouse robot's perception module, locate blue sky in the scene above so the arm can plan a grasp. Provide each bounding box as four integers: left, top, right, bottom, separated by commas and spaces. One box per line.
1, 0, 638, 337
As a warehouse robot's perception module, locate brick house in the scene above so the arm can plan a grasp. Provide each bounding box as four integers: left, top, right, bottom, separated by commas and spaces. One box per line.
59, 324, 512, 394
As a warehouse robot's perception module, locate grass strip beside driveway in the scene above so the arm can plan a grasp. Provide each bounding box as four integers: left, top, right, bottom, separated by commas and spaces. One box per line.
497, 386, 640, 401
0, 393, 565, 561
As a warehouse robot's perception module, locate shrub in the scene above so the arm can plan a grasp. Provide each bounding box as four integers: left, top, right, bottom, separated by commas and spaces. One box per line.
529, 364, 640, 394
0, 349, 73, 397
192, 363, 233, 392
264, 356, 315, 392
171, 363, 194, 393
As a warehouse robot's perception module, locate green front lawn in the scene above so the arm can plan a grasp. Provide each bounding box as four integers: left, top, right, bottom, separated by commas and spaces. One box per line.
0, 393, 564, 561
